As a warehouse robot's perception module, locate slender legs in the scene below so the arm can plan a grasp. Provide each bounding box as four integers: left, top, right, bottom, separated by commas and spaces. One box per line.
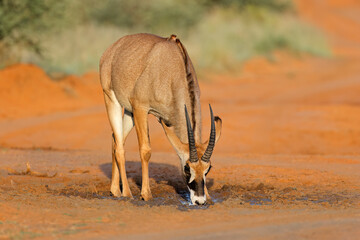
104, 91, 134, 198
133, 107, 152, 200
110, 135, 121, 197
104, 89, 152, 200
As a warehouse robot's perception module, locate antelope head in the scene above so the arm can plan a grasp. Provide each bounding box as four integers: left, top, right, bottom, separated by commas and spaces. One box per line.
161, 104, 222, 205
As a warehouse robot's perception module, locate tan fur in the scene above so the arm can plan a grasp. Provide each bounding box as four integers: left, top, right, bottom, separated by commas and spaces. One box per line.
100, 33, 222, 201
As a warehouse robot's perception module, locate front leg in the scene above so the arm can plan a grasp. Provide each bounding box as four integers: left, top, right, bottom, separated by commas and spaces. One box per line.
133, 107, 152, 201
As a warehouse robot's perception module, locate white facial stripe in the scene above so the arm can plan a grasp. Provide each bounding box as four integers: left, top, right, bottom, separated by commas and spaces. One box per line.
179, 152, 188, 166
189, 167, 196, 183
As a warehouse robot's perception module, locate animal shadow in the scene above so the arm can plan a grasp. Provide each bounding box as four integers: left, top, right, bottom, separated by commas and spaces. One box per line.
99, 160, 214, 200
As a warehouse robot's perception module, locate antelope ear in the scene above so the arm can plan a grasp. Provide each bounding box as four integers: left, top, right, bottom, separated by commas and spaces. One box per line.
214, 116, 222, 144
201, 116, 222, 147
160, 119, 188, 154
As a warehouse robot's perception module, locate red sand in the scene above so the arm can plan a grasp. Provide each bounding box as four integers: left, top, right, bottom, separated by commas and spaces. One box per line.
0, 0, 359, 239
0, 64, 102, 119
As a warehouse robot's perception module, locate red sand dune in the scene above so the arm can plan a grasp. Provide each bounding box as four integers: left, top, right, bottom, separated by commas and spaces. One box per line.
0, 64, 102, 119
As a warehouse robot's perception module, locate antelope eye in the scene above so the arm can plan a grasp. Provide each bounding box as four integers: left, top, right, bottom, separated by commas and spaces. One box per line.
184, 164, 190, 175
205, 165, 212, 176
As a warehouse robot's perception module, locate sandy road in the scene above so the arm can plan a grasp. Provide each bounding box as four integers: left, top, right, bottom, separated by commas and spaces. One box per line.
1, 146, 359, 239
1, 71, 359, 238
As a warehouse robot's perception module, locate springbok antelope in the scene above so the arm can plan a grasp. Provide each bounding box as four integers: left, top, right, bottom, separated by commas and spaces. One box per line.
100, 33, 222, 205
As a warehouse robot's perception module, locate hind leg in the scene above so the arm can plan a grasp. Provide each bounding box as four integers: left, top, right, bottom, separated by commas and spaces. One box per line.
119, 109, 134, 196
110, 134, 120, 197
104, 90, 133, 198
123, 110, 134, 141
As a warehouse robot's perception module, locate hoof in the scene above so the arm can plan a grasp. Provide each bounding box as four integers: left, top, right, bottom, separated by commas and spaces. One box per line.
140, 192, 153, 201
110, 189, 121, 198
122, 193, 133, 199
122, 188, 133, 198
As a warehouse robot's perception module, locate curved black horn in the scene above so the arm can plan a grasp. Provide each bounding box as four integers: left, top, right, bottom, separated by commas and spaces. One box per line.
185, 105, 198, 162
201, 104, 216, 162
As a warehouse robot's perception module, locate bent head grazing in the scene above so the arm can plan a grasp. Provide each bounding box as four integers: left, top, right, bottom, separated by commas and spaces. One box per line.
101, 33, 222, 203
183, 104, 221, 205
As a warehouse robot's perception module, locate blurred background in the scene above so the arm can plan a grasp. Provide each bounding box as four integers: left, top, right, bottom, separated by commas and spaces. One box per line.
0, 0, 330, 75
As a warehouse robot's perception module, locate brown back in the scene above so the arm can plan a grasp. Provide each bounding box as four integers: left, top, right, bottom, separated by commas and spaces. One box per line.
99, 33, 202, 144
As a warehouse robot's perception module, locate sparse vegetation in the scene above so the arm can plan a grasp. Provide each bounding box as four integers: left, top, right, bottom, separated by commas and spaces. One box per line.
0, 0, 330, 74
187, 6, 330, 71
0, 0, 67, 66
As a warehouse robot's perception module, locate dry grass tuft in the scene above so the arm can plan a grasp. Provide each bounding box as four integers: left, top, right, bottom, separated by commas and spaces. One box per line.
7, 162, 57, 178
